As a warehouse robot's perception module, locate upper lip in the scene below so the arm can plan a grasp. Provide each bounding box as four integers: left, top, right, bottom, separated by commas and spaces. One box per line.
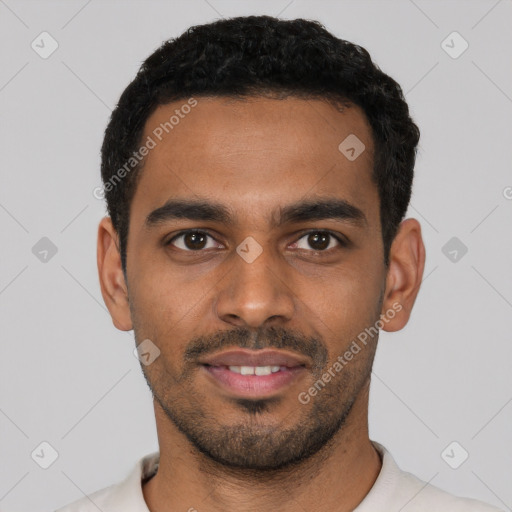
199, 349, 310, 368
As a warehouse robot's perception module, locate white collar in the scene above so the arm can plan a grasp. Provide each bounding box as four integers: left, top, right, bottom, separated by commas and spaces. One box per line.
103, 441, 395, 511
69, 441, 499, 511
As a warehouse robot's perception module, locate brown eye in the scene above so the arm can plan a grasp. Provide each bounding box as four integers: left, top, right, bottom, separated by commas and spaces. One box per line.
292, 231, 344, 251
168, 231, 220, 251
308, 232, 330, 250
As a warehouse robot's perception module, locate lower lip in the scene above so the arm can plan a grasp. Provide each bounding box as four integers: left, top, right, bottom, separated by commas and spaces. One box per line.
202, 365, 306, 397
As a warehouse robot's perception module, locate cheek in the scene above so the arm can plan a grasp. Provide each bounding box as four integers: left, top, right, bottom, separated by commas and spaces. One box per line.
129, 268, 211, 360
304, 264, 383, 344
313, 259, 382, 305
131, 255, 209, 322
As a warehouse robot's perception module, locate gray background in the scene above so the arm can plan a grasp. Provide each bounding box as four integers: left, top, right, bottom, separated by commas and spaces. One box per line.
0, 0, 511, 511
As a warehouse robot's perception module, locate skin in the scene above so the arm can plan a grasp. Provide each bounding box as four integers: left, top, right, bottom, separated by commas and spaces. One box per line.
97, 96, 425, 512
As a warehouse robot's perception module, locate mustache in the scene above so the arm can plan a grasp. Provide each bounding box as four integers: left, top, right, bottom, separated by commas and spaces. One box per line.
184, 325, 328, 372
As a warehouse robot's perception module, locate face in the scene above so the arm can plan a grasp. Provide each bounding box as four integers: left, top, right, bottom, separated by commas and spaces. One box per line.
100, 96, 420, 470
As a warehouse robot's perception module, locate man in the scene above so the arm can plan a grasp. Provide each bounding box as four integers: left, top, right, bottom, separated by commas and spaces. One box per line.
57, 15, 502, 512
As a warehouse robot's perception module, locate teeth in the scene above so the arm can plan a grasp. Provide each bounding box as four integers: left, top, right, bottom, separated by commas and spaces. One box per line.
255, 366, 271, 376
228, 365, 282, 375
240, 366, 254, 375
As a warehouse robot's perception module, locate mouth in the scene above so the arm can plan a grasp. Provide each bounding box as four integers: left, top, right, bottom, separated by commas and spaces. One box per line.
199, 349, 309, 398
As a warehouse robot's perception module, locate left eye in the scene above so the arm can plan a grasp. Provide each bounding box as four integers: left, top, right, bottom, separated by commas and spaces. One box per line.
291, 231, 343, 252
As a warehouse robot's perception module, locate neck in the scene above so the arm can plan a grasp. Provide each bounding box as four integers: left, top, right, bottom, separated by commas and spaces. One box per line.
142, 382, 381, 512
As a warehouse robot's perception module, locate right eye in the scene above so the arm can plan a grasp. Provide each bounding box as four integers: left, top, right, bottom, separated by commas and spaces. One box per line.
166, 230, 224, 251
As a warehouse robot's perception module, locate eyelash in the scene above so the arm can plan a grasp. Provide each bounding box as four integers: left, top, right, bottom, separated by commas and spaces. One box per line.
165, 229, 348, 253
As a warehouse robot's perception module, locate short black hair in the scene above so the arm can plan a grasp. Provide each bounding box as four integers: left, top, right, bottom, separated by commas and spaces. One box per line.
100, 15, 419, 274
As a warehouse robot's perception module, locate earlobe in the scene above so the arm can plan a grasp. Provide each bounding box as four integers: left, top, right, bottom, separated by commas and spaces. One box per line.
380, 218, 426, 333
97, 217, 133, 331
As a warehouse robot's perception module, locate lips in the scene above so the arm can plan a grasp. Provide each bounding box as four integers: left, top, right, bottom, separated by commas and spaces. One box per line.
199, 349, 309, 398
199, 349, 310, 369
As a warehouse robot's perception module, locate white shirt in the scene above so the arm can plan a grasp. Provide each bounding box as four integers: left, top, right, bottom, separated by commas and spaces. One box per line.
55, 441, 503, 511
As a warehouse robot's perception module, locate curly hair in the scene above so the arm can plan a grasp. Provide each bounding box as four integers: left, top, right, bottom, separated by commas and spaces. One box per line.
101, 15, 420, 273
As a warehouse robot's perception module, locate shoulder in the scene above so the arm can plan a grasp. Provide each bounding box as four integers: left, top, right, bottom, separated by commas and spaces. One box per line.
55, 483, 119, 512
55, 452, 159, 512
393, 466, 504, 511
357, 442, 504, 512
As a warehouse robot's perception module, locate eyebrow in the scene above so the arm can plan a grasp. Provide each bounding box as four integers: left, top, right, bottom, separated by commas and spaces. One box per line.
144, 197, 367, 229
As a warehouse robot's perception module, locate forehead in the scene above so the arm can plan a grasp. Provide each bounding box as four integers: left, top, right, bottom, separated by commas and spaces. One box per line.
131, 96, 377, 227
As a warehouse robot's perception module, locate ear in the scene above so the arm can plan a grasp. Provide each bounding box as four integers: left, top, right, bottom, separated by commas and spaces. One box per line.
380, 218, 426, 332
97, 216, 133, 331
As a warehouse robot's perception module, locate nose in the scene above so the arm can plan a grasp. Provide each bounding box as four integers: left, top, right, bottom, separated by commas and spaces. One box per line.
214, 243, 296, 329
